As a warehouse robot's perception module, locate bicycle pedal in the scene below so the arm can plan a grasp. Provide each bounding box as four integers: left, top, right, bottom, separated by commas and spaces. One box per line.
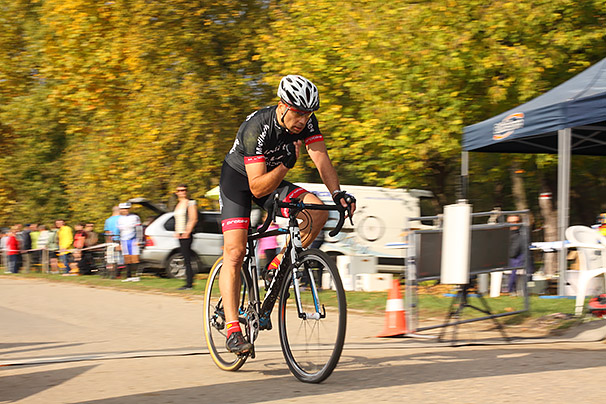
235, 344, 255, 358
236, 350, 250, 358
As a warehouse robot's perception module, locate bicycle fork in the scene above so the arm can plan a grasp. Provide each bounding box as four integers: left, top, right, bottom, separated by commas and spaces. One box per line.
288, 222, 326, 321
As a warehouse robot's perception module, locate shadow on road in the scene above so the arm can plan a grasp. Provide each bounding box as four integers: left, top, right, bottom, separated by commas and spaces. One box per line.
0, 365, 97, 403
0, 341, 85, 357
66, 346, 605, 403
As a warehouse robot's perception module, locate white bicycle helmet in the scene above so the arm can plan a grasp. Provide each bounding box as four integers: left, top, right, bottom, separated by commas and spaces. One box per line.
277, 75, 320, 112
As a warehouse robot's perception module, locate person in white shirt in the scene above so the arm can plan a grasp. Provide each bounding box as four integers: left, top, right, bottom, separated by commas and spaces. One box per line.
37, 225, 50, 249
118, 202, 142, 282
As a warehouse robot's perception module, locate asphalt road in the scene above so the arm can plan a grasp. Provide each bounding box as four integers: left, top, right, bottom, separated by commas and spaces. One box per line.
2, 277, 606, 403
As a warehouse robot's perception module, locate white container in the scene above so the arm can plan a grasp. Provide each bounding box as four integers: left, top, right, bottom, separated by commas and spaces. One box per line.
355, 273, 393, 292
440, 202, 472, 285
336, 255, 378, 276
336, 255, 378, 291
490, 271, 503, 297
341, 275, 355, 291
322, 271, 336, 290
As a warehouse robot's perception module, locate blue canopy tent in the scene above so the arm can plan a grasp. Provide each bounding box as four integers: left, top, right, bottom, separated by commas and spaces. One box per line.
462, 57, 606, 295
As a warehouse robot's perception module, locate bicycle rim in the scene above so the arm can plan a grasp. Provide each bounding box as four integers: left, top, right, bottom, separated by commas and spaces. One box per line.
203, 257, 247, 371
278, 249, 347, 383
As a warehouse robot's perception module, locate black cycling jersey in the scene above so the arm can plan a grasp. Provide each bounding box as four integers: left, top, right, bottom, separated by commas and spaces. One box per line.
223, 105, 323, 176
219, 105, 323, 232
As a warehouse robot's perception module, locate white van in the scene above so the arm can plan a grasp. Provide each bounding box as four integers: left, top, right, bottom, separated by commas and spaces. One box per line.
294, 183, 434, 272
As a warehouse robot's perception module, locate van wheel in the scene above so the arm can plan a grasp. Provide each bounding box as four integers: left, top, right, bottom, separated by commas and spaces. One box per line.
165, 253, 200, 279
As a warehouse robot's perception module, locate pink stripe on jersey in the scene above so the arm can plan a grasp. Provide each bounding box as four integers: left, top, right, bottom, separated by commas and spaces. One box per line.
304, 134, 324, 146
222, 217, 250, 232
244, 155, 266, 165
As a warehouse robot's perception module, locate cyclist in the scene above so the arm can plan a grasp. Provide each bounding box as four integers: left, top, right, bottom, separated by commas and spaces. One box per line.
219, 74, 356, 354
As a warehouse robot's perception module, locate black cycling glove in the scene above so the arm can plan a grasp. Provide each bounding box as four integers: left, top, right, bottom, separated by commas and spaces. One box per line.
282, 142, 297, 169
332, 191, 356, 220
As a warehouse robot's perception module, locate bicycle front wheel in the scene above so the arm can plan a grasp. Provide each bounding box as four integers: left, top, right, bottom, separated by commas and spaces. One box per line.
278, 249, 347, 383
203, 256, 248, 371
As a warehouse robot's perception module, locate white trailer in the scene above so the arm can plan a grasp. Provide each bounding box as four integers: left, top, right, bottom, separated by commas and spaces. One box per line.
295, 183, 434, 272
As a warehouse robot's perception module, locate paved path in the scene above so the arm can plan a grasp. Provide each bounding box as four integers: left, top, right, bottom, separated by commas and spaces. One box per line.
2, 277, 606, 403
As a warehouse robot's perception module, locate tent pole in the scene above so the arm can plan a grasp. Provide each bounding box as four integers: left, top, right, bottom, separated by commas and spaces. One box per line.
461, 151, 469, 200
557, 128, 571, 296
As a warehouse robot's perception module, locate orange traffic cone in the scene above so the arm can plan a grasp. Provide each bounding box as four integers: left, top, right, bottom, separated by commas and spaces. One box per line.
377, 279, 408, 337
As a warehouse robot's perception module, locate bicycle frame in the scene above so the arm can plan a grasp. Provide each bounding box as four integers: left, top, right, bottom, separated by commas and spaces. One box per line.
236, 208, 331, 346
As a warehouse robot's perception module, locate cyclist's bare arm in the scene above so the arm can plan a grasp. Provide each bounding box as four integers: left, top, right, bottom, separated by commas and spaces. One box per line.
306, 140, 357, 215
245, 140, 301, 198
245, 162, 289, 199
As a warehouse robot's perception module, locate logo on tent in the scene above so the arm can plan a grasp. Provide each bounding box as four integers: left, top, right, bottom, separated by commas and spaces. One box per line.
492, 112, 525, 140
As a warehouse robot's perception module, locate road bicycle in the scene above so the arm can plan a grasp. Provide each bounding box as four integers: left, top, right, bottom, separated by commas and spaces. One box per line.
203, 195, 352, 383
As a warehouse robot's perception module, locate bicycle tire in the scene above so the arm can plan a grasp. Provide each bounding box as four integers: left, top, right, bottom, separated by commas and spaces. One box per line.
203, 256, 248, 371
278, 248, 347, 383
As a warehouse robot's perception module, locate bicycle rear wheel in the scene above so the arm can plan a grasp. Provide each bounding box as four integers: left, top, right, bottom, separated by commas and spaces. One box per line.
278, 249, 347, 383
203, 256, 248, 371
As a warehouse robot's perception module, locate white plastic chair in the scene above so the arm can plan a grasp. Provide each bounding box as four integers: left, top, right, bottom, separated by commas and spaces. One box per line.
565, 225, 606, 315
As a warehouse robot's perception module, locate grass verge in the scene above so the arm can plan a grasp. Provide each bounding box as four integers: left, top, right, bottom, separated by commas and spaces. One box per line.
1, 272, 578, 321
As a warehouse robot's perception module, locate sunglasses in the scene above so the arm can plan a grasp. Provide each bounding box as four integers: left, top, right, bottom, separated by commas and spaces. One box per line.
286, 105, 314, 120
176, 189, 187, 192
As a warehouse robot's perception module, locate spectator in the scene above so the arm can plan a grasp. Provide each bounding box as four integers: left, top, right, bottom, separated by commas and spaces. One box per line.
507, 214, 525, 295
79, 223, 98, 275
6, 226, 20, 273
0, 228, 7, 271
85, 223, 98, 246
47, 224, 60, 273
16, 223, 27, 271
57, 219, 74, 273
29, 223, 40, 247
173, 184, 198, 290
37, 225, 49, 249
104, 206, 122, 278
118, 202, 142, 282
104, 206, 121, 244
73, 223, 86, 266
37, 225, 50, 272
29, 223, 40, 267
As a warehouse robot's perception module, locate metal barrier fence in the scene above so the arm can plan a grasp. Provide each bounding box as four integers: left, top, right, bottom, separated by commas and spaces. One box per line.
1, 243, 118, 274
404, 209, 531, 338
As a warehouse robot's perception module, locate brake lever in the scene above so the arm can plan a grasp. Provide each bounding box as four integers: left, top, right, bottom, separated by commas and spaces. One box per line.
271, 192, 280, 222
346, 196, 354, 225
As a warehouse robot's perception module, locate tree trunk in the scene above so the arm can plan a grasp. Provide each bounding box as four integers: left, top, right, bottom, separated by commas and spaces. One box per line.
510, 162, 527, 210
510, 160, 535, 233
538, 187, 558, 276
